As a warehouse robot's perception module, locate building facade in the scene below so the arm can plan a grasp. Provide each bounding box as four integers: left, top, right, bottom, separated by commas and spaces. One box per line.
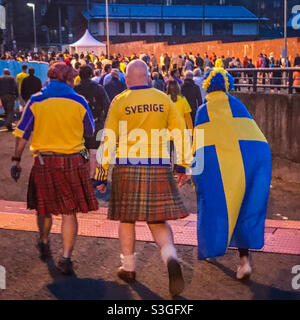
1, 0, 298, 50
85, 3, 260, 44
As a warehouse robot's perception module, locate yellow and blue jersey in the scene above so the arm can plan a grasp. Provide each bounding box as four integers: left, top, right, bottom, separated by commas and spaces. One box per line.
14, 80, 95, 154
96, 86, 193, 180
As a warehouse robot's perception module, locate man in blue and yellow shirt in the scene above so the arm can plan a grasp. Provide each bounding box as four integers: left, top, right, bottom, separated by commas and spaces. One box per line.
96, 59, 192, 296
11, 62, 97, 275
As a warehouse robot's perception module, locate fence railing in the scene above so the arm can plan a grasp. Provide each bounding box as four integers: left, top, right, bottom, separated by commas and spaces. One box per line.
225, 67, 300, 94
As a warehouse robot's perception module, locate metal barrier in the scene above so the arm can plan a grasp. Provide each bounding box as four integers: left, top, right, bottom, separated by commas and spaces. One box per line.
225, 67, 300, 94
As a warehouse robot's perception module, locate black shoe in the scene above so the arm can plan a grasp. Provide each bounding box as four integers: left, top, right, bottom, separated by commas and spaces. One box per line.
167, 258, 185, 297
6, 125, 13, 132
117, 267, 136, 283
37, 241, 52, 261
57, 257, 73, 275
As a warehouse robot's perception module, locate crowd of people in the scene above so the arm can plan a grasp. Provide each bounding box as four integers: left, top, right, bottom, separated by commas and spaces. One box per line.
0, 49, 296, 296
1, 49, 300, 135
6, 56, 273, 297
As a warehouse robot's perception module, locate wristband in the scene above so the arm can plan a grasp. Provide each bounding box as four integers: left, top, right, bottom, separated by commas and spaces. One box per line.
12, 156, 21, 162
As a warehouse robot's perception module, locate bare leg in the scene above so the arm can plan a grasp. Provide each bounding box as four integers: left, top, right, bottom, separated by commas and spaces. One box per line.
237, 248, 252, 280
118, 222, 136, 279
119, 222, 135, 256
61, 214, 78, 258
148, 221, 184, 296
37, 215, 52, 244
147, 222, 174, 255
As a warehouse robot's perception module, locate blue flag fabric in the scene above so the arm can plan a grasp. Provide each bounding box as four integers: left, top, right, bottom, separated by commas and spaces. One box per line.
192, 69, 272, 260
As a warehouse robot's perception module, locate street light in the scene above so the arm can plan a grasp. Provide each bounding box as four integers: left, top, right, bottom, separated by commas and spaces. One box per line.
284, 0, 288, 63
106, 0, 110, 58
27, 2, 37, 52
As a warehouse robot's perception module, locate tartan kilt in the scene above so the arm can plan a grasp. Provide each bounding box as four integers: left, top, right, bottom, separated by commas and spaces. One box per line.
27, 154, 98, 216
108, 165, 189, 222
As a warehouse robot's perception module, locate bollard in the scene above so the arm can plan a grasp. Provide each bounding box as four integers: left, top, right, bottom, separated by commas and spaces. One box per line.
0, 265, 5, 290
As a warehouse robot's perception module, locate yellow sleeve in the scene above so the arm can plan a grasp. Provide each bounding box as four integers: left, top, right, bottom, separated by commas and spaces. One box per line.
74, 76, 81, 85
182, 96, 192, 114
167, 100, 193, 168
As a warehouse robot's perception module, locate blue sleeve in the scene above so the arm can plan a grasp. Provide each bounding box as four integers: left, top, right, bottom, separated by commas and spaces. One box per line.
82, 102, 95, 137
14, 100, 35, 140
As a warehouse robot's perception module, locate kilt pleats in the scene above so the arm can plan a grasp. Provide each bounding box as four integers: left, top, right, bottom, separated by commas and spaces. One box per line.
108, 165, 188, 222
27, 155, 98, 215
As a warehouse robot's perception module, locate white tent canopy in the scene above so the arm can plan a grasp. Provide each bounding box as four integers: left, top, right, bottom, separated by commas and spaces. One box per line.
69, 30, 106, 55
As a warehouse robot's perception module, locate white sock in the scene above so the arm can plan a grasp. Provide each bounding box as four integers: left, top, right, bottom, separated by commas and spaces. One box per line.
161, 244, 178, 265
120, 253, 136, 272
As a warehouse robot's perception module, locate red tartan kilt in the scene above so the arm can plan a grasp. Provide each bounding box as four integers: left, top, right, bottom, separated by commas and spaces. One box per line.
27, 154, 98, 216
108, 165, 189, 222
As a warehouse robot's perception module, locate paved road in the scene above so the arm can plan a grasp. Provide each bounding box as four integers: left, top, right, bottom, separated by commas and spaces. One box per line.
0, 229, 299, 300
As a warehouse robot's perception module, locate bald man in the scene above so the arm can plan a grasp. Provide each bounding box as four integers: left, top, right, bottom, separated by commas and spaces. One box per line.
96, 59, 192, 296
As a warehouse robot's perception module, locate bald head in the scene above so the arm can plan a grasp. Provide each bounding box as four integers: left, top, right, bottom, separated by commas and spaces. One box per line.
125, 59, 149, 88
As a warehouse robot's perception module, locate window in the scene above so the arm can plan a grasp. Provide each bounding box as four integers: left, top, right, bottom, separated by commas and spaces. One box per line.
159, 22, 165, 34
213, 22, 232, 36
131, 22, 137, 34
140, 22, 146, 34
172, 22, 182, 36
186, 22, 202, 36
119, 22, 125, 34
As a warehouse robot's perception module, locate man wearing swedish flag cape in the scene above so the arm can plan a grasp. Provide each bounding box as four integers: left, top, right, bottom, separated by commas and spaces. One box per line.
192, 68, 272, 280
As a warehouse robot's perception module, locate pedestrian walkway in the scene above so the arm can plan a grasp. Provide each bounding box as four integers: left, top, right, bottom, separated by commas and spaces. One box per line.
0, 200, 299, 255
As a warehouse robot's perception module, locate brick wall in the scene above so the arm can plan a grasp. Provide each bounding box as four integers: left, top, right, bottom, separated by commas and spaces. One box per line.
110, 37, 300, 64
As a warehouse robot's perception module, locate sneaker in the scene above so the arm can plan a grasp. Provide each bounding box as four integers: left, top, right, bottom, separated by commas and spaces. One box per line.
117, 267, 136, 283
36, 241, 52, 260
57, 257, 73, 275
167, 258, 185, 297
236, 261, 252, 280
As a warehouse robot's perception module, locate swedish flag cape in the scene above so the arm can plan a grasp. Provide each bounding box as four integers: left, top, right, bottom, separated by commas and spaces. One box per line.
192, 68, 272, 260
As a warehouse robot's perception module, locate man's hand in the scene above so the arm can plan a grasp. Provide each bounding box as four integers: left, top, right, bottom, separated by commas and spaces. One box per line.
97, 184, 107, 194
11, 162, 22, 182
176, 173, 190, 188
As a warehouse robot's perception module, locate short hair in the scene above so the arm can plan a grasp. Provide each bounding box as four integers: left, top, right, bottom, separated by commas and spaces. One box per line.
185, 70, 194, 80
112, 60, 120, 69
94, 69, 101, 77
74, 62, 81, 70
3, 68, 10, 75
111, 68, 120, 79
28, 67, 35, 75
193, 68, 202, 77
104, 63, 112, 73
79, 65, 93, 80
152, 72, 159, 80
22, 64, 28, 71
170, 69, 179, 77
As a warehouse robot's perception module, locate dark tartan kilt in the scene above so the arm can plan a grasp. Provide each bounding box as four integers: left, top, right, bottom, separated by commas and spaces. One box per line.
108, 165, 189, 222
27, 154, 98, 216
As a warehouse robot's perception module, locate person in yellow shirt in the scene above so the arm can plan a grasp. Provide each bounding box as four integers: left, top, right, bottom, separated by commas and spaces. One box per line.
95, 59, 192, 296
16, 65, 29, 112
166, 80, 193, 131
74, 61, 82, 85
12, 62, 97, 275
